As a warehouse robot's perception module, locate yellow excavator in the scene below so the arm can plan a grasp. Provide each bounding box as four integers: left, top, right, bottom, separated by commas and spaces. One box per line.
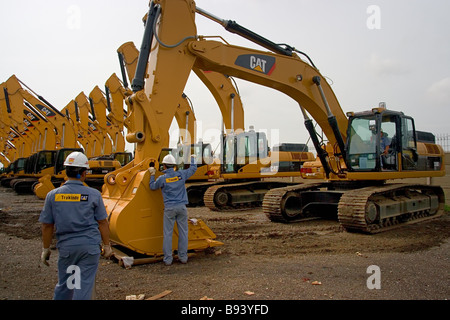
0, 75, 125, 198
117, 42, 217, 206
101, 1, 315, 256
1, 75, 70, 193
0, 128, 28, 181
0, 79, 46, 160
101, 0, 444, 263
165, 5, 442, 232
118, 40, 315, 210
1, 76, 90, 197
31, 94, 124, 196
8, 103, 60, 194
186, 3, 444, 233
0, 127, 32, 186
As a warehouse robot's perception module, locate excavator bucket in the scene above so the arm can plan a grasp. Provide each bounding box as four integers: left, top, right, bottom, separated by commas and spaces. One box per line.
101, 0, 223, 257
103, 158, 223, 257
33, 174, 56, 200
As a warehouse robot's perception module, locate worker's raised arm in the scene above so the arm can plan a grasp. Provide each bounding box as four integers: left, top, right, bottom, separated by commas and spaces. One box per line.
149, 168, 164, 190
182, 155, 197, 180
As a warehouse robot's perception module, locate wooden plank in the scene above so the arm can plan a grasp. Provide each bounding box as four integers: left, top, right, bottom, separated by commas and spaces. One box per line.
146, 290, 172, 300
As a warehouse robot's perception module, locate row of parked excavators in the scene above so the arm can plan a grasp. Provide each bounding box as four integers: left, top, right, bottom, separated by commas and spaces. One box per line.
1, 0, 446, 260
0, 73, 133, 199
0, 41, 317, 210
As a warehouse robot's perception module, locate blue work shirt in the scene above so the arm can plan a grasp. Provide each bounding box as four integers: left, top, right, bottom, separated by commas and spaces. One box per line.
150, 158, 197, 208
380, 134, 391, 152
39, 180, 108, 248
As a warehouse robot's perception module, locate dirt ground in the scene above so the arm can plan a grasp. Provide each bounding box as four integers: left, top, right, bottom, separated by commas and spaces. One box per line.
0, 177, 449, 302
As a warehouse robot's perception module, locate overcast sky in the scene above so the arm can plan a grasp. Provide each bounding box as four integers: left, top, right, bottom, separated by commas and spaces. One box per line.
1, 0, 450, 156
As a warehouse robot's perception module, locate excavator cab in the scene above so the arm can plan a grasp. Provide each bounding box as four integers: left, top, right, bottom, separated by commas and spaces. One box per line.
0, 157, 26, 187
178, 142, 214, 169
222, 128, 268, 174
113, 152, 133, 166
33, 147, 84, 198
346, 108, 422, 172
12, 158, 27, 175
32, 151, 56, 174
89, 152, 133, 167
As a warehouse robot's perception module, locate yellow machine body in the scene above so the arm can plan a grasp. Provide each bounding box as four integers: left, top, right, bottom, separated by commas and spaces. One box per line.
103, 0, 445, 255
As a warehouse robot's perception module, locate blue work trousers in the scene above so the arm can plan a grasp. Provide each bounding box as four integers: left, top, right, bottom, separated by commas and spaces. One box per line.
53, 245, 101, 300
163, 204, 188, 265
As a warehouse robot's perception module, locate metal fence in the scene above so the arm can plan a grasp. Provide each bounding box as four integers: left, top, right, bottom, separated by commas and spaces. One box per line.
436, 133, 450, 152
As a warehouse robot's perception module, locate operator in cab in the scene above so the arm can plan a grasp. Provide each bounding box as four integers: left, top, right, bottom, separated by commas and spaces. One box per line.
39, 151, 112, 300
149, 154, 197, 266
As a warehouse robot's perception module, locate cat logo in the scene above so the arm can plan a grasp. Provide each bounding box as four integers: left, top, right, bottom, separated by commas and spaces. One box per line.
36, 104, 56, 117
235, 54, 276, 75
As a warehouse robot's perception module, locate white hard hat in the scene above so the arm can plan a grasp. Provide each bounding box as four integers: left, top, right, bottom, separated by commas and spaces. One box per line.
64, 151, 90, 169
162, 154, 176, 165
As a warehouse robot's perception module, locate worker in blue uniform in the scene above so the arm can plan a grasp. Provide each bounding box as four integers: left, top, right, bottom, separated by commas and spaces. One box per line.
149, 154, 197, 265
39, 151, 112, 300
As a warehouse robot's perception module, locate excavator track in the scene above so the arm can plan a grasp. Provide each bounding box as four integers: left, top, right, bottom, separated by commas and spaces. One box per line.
263, 182, 327, 223
204, 181, 298, 211
186, 181, 223, 207
338, 183, 445, 234
264, 182, 445, 234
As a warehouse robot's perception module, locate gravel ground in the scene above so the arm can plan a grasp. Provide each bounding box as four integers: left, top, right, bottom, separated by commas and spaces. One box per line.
0, 185, 449, 302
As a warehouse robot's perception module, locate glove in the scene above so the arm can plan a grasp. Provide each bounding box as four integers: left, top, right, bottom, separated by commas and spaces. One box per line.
41, 248, 51, 266
102, 244, 113, 258
148, 167, 156, 176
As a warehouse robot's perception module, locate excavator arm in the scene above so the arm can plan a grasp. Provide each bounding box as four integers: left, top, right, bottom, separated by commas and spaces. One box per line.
3, 75, 78, 150
89, 86, 126, 153
130, 1, 347, 177
118, 40, 245, 137
1, 79, 48, 156
74, 92, 113, 157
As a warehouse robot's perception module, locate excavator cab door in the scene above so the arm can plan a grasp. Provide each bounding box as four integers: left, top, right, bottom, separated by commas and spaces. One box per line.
12, 158, 27, 174
379, 114, 419, 171
35, 150, 56, 174
222, 134, 236, 173
399, 116, 418, 170
346, 116, 378, 171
